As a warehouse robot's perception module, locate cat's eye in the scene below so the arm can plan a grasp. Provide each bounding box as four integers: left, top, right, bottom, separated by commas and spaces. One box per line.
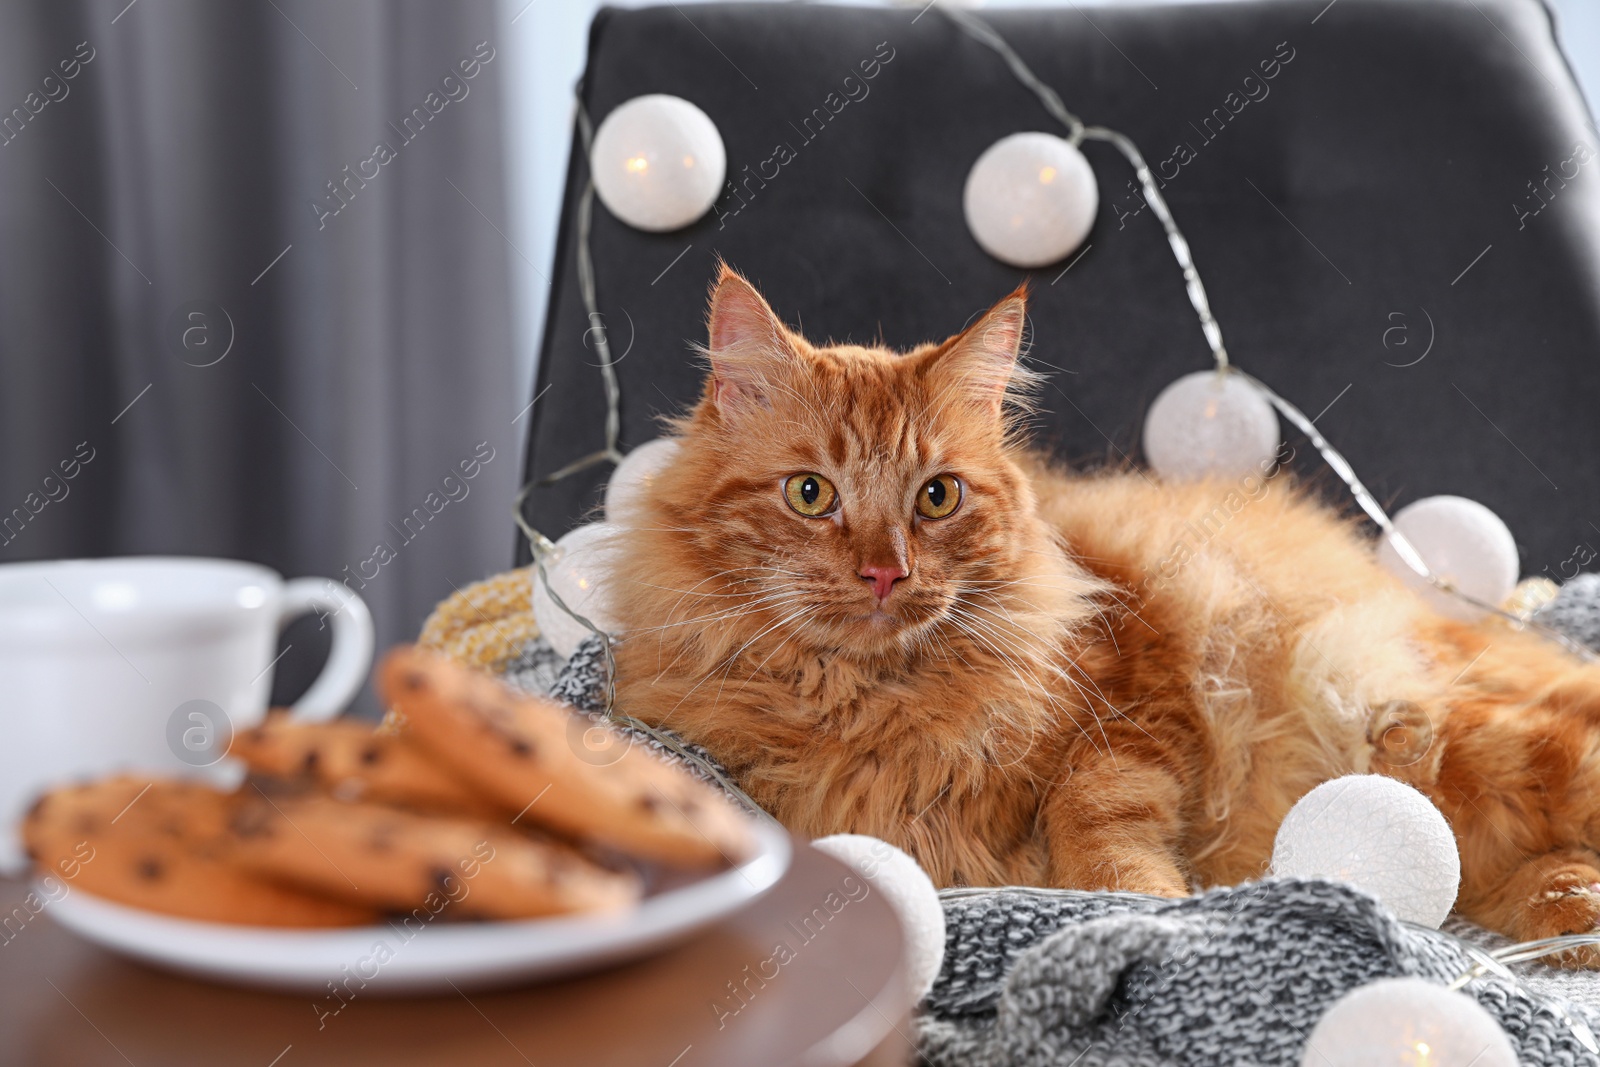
916, 475, 963, 519
784, 473, 838, 517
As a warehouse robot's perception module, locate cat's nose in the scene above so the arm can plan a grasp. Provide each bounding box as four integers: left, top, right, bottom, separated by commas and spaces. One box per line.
859, 563, 909, 602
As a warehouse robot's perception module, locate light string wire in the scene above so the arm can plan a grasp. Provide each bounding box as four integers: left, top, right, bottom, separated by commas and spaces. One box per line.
511, 90, 772, 822
512, 482, 772, 820
938, 3, 1594, 662
537, 101, 626, 486
939, 2, 1600, 1019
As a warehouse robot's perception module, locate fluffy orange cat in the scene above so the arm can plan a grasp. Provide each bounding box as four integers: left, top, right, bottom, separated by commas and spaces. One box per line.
610, 266, 1600, 958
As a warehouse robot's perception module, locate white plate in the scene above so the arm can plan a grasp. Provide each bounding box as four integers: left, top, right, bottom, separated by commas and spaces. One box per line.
42, 819, 790, 993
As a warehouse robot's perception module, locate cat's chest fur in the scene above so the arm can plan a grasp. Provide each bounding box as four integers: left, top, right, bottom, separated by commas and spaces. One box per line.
615, 637, 1072, 885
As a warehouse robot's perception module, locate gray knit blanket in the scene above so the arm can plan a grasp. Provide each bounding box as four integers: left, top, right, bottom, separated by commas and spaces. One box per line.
501, 574, 1600, 1066
920, 880, 1600, 1066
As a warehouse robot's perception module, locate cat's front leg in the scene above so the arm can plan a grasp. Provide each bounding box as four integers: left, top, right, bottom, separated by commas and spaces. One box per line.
1457, 848, 1600, 968
1040, 746, 1191, 898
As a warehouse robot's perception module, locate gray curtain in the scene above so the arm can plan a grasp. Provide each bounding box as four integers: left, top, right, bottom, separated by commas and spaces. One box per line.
0, 0, 519, 716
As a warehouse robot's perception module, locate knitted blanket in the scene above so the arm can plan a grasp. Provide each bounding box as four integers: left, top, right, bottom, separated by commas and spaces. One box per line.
922, 881, 1600, 1066
420, 568, 1600, 1066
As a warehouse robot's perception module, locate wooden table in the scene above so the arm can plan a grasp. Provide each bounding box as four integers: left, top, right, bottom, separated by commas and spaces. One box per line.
0, 840, 913, 1067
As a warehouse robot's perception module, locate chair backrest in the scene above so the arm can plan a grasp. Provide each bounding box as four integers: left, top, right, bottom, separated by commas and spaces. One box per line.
519, 0, 1600, 581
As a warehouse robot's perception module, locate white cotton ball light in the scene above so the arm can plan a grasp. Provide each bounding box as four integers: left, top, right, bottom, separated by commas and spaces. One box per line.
604, 438, 681, 522
1376, 495, 1519, 623
1300, 977, 1516, 1067
1142, 370, 1282, 480
591, 94, 726, 232
531, 522, 623, 659
964, 132, 1098, 268
811, 834, 945, 1001
1272, 775, 1460, 929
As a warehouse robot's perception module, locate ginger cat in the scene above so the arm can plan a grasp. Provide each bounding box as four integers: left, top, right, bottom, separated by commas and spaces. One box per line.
609, 266, 1600, 959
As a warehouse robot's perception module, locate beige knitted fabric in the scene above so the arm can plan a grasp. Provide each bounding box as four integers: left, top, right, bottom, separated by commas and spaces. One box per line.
417, 566, 540, 671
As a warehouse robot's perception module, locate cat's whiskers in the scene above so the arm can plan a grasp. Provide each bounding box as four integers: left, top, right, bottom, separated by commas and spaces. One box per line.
957, 590, 1123, 725
662, 603, 821, 723
629, 564, 799, 599
734, 604, 828, 696
630, 595, 793, 639
1001, 543, 1162, 636
622, 573, 796, 664
629, 562, 800, 632
627, 582, 796, 632
940, 600, 1101, 756
639, 590, 804, 676
700, 604, 823, 716
1089, 587, 1161, 638
945, 609, 1103, 763
945, 592, 1125, 765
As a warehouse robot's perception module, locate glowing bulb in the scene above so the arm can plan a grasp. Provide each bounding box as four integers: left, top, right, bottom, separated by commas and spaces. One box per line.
530, 523, 623, 659
1376, 496, 1518, 622
1142, 370, 1281, 480
591, 94, 726, 232
604, 438, 682, 523
1272, 775, 1460, 929
1300, 978, 1515, 1066
964, 132, 1097, 268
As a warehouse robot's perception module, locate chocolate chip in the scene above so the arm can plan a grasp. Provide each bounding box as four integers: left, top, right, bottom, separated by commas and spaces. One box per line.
508, 737, 537, 759
403, 670, 426, 691
136, 857, 164, 881
430, 866, 455, 892
302, 749, 320, 773
359, 745, 382, 766
545, 855, 573, 884
229, 807, 275, 839
637, 794, 662, 813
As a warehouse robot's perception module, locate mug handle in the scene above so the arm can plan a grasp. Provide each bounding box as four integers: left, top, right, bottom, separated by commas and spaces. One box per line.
275, 578, 375, 722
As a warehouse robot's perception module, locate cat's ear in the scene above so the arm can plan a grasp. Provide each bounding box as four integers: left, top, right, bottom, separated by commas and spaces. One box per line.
705, 267, 794, 413
927, 286, 1030, 413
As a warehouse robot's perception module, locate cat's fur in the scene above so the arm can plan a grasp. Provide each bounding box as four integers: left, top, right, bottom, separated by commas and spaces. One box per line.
609, 267, 1600, 960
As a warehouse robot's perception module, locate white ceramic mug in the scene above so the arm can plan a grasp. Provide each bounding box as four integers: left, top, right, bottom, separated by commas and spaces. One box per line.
0, 557, 374, 871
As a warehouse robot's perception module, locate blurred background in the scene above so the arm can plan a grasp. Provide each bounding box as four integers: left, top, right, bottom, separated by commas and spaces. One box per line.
1, 0, 1595, 715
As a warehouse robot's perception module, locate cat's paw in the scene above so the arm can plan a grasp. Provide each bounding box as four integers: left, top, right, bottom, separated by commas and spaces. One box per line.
1049, 854, 1191, 899
1129, 871, 1191, 899
1461, 850, 1600, 968
1096, 865, 1191, 900
1508, 871, 1600, 969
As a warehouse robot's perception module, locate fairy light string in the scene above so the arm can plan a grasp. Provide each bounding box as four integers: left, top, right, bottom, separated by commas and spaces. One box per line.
536, 99, 626, 488
938, 3, 1594, 661
513, 481, 770, 819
